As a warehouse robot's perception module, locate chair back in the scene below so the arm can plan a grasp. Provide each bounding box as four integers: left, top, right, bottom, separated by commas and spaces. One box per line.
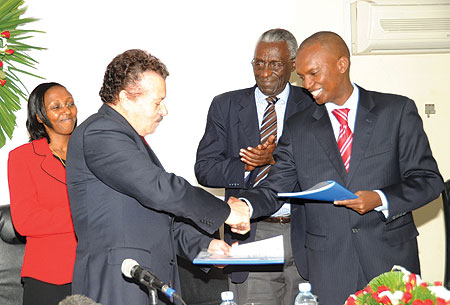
0, 204, 25, 305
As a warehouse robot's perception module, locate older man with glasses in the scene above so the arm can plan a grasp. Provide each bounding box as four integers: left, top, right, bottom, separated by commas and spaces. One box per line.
195, 28, 314, 305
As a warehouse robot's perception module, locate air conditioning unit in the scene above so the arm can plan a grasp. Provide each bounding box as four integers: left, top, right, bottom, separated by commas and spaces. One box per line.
351, 0, 450, 54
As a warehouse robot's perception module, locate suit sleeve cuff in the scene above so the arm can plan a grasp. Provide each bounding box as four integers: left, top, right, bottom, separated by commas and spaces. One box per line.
374, 189, 389, 218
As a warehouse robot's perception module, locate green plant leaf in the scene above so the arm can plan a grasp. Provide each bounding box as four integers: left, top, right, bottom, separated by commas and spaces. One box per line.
369, 271, 405, 292
0, 0, 45, 148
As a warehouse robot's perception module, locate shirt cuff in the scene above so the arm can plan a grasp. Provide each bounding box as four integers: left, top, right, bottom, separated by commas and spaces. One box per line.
374, 189, 389, 218
244, 171, 250, 183
239, 197, 253, 218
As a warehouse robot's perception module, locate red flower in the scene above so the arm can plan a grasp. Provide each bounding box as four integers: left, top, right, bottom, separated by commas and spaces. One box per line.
0, 79, 6, 87
420, 282, 428, 288
423, 299, 433, 305
402, 291, 412, 303
412, 300, 424, 305
435, 281, 443, 286
372, 293, 381, 302
5, 49, 14, 55
380, 295, 392, 305
364, 285, 374, 294
346, 296, 357, 305
406, 282, 414, 291
1, 30, 10, 39
409, 273, 417, 285
355, 290, 364, 297
377, 286, 390, 293
436, 298, 447, 305
0, 61, 3, 68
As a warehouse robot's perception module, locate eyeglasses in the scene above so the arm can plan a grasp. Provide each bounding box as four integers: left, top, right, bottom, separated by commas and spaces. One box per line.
251, 58, 294, 71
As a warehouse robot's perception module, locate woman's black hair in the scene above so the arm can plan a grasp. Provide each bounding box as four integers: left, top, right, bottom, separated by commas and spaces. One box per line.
26, 82, 65, 143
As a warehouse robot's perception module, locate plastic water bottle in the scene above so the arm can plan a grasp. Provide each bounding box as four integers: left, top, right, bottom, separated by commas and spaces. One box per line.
294, 283, 318, 305
220, 291, 237, 305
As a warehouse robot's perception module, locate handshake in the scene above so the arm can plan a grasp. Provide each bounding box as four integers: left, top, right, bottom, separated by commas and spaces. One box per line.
224, 196, 250, 235
206, 197, 250, 257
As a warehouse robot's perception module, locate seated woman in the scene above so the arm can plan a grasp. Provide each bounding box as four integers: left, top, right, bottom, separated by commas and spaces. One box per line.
8, 82, 78, 305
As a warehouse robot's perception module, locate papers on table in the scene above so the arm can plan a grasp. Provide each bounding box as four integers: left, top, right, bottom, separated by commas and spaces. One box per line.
278, 180, 357, 202
193, 235, 284, 265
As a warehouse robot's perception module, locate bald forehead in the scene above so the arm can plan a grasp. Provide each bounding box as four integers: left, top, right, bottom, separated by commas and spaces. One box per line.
299, 32, 349, 59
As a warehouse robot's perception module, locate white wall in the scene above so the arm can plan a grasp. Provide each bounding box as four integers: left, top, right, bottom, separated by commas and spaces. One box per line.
0, 0, 301, 197
350, 53, 450, 284
0, 0, 448, 283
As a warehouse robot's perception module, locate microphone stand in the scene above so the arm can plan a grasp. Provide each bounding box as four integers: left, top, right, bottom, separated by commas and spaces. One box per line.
149, 287, 158, 305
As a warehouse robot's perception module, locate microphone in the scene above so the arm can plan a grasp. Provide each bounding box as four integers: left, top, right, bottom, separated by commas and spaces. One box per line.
121, 258, 176, 298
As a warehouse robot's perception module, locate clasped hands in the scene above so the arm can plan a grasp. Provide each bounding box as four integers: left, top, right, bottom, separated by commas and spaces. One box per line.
225, 196, 250, 234
211, 197, 249, 263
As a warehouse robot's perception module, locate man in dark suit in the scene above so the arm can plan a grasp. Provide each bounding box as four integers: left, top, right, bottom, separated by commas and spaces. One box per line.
195, 29, 313, 305
231, 31, 444, 305
66, 49, 250, 305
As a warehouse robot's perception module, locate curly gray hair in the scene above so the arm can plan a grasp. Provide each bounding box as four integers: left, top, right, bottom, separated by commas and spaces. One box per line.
257, 28, 298, 59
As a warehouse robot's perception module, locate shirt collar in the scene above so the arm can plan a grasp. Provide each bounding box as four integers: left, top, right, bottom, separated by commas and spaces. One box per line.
325, 83, 359, 133
325, 83, 358, 113
255, 83, 290, 106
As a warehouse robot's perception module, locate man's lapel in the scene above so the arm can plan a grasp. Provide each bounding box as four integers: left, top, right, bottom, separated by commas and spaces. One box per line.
346, 86, 377, 185
140, 136, 164, 170
312, 105, 348, 181
285, 84, 311, 120
238, 86, 260, 146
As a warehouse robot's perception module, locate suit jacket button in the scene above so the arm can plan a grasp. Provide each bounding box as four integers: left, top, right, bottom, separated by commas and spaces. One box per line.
170, 259, 175, 265
352, 228, 359, 233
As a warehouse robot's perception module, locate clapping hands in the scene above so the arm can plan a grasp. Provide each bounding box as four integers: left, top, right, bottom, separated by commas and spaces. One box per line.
239, 135, 276, 171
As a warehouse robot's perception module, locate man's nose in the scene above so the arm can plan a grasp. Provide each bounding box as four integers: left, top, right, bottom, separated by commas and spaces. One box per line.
302, 77, 312, 90
159, 103, 168, 116
261, 65, 273, 78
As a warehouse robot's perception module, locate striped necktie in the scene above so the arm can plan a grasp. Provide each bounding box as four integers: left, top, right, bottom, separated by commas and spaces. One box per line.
332, 108, 353, 172
254, 96, 279, 184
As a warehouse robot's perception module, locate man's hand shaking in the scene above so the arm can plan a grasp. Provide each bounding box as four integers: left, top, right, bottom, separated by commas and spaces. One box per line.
225, 196, 250, 235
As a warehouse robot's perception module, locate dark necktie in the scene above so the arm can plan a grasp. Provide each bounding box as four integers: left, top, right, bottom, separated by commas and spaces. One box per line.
332, 108, 353, 172
254, 96, 279, 184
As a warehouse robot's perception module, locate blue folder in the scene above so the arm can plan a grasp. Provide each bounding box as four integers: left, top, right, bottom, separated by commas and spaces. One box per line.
278, 180, 357, 202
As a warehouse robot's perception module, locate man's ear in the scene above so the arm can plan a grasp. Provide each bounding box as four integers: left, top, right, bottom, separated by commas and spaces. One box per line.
337, 56, 349, 74
119, 90, 130, 109
291, 59, 296, 72
119, 90, 128, 103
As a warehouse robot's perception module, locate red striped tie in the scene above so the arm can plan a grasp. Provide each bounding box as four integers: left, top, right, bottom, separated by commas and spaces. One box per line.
332, 108, 353, 172
254, 96, 279, 184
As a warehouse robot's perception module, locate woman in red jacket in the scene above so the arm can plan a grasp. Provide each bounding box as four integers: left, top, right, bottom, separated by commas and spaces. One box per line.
8, 82, 78, 305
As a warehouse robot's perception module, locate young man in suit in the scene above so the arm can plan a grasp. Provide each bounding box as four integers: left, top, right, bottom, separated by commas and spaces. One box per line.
195, 29, 313, 305
66, 49, 250, 305
231, 31, 444, 305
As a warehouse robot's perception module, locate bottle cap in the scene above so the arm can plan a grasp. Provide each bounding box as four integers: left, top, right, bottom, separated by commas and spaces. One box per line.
221, 291, 234, 301
299, 282, 312, 292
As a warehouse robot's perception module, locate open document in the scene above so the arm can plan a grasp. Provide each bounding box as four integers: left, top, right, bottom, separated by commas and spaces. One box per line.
278, 180, 357, 201
193, 235, 284, 265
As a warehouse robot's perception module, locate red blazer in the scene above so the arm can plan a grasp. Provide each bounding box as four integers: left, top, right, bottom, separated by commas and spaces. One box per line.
8, 138, 77, 285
